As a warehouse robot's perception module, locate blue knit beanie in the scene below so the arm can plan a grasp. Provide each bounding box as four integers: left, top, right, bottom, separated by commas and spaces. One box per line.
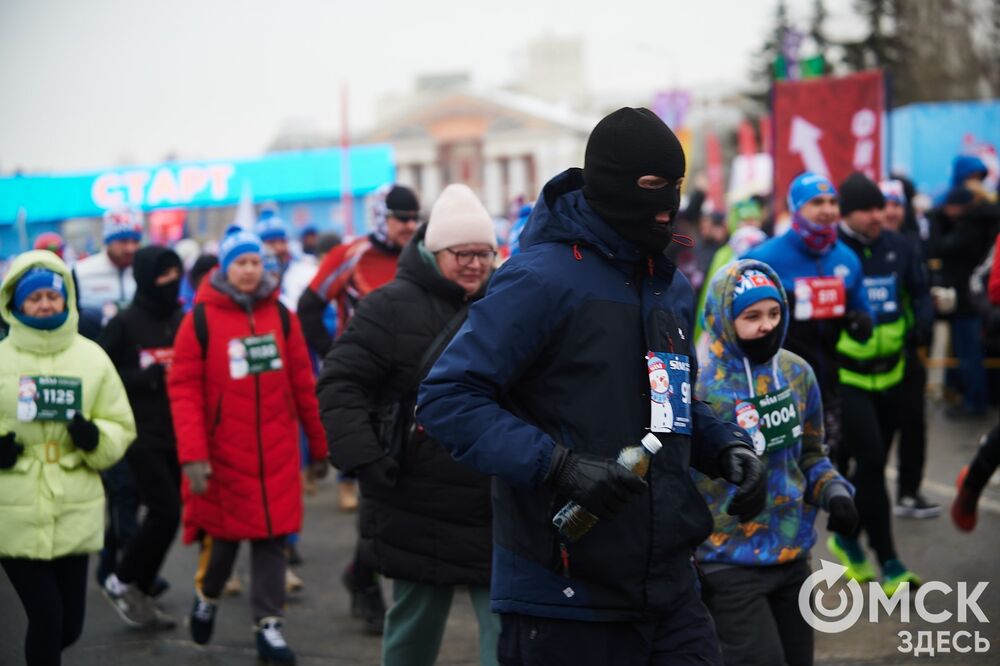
732, 269, 783, 318
255, 212, 289, 242
787, 172, 837, 213
219, 226, 263, 273
14, 268, 67, 310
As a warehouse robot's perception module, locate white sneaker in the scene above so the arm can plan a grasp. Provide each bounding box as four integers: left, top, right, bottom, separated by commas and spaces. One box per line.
102, 575, 159, 628
285, 568, 304, 594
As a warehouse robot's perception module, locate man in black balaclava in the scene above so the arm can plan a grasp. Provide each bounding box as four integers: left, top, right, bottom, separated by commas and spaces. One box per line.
583, 107, 686, 255
417, 107, 766, 665
97, 246, 185, 629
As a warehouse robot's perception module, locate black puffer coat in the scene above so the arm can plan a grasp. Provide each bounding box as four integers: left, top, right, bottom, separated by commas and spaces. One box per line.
316, 224, 491, 585
98, 246, 184, 450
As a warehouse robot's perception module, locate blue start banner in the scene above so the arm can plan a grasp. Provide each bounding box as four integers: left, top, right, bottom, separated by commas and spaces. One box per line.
891, 100, 999, 200
0, 145, 395, 224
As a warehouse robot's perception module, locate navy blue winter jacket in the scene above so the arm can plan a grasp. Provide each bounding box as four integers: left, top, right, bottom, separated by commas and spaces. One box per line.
417, 168, 753, 621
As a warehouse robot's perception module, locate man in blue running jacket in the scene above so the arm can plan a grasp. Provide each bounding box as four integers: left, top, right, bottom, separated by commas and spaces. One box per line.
418, 107, 768, 666
745, 172, 874, 461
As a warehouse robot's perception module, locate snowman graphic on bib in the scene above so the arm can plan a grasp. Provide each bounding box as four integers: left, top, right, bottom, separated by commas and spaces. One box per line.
649, 357, 675, 432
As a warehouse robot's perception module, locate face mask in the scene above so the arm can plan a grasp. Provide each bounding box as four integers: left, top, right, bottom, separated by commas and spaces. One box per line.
153, 279, 181, 308
791, 211, 838, 254
736, 325, 783, 365
583, 108, 686, 254
13, 309, 69, 331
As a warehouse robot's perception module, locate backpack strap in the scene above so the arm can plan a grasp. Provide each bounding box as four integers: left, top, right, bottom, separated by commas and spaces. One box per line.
277, 300, 291, 340
193, 302, 209, 360
193, 300, 291, 361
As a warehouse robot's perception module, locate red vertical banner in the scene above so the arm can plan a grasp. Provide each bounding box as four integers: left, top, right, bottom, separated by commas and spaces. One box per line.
340, 83, 354, 238
760, 114, 773, 159
738, 120, 758, 157
772, 70, 885, 214
705, 131, 725, 213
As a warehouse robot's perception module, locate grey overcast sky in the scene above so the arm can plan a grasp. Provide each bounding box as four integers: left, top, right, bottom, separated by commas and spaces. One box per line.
0, 0, 861, 173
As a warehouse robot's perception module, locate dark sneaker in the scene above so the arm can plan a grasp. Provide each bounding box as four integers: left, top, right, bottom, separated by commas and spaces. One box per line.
358, 584, 386, 635
189, 595, 217, 645
102, 575, 159, 628
256, 617, 296, 664
148, 576, 171, 599
894, 494, 942, 519
341, 567, 362, 618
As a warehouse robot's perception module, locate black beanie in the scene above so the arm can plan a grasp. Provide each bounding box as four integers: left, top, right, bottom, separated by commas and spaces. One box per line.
385, 185, 419, 213
583, 107, 686, 253
838, 172, 885, 217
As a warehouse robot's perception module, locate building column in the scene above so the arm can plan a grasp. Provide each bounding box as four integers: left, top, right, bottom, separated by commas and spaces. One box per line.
508, 156, 528, 202
483, 158, 503, 216
422, 161, 442, 207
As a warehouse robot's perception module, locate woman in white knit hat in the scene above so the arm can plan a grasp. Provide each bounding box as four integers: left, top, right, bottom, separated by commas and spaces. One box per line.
318, 184, 500, 666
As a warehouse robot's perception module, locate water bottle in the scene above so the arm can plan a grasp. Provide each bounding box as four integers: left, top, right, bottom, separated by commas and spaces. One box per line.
552, 433, 662, 542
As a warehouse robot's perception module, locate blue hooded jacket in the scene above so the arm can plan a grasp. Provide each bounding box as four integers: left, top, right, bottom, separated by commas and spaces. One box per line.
693, 259, 851, 569
418, 168, 755, 621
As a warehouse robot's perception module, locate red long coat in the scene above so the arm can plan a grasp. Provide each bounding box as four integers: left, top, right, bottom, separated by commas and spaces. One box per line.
168, 276, 326, 543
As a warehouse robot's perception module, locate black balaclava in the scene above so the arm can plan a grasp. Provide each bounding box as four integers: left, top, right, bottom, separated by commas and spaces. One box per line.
583, 107, 686, 254
737, 325, 784, 365
133, 246, 183, 318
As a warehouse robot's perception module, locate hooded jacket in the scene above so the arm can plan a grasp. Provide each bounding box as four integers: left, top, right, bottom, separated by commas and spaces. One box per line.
745, 229, 871, 400
98, 246, 184, 449
0, 250, 136, 559
167, 268, 326, 544
317, 224, 492, 585
417, 168, 755, 621
693, 259, 850, 569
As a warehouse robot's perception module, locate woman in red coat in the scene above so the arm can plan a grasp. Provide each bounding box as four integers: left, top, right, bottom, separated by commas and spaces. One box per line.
167, 226, 328, 665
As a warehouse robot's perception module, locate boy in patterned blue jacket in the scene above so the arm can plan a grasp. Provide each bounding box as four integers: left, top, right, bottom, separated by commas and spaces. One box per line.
693, 258, 858, 666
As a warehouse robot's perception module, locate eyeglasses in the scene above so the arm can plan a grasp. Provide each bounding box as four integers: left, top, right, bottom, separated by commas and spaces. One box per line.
389, 211, 420, 223
442, 248, 497, 266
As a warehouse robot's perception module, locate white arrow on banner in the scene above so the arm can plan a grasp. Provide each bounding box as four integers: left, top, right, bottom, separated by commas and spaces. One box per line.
790, 116, 831, 177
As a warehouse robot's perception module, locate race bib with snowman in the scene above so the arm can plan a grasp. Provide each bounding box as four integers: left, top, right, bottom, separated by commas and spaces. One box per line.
647, 351, 691, 435
140, 347, 176, 370
734, 385, 800, 455
17, 375, 82, 422
228, 333, 282, 379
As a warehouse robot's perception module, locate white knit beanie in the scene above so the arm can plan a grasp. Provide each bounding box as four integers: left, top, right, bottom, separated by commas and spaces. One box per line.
424, 184, 497, 252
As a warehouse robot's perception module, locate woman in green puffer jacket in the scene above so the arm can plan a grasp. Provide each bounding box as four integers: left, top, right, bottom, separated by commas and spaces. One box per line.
0, 250, 136, 666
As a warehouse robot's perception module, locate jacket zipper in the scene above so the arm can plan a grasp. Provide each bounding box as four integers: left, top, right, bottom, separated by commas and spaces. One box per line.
249, 311, 273, 536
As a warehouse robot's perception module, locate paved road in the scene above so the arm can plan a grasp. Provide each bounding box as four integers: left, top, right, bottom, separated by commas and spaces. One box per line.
2, 402, 998, 665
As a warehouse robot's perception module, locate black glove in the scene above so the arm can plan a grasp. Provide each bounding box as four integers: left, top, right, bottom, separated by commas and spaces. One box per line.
67, 413, 99, 452
0, 433, 24, 470
719, 445, 767, 522
826, 495, 859, 535
844, 310, 873, 342
547, 444, 647, 520
357, 456, 399, 490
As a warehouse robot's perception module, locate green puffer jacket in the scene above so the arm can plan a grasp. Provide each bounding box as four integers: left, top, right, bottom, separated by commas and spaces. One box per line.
0, 250, 136, 559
